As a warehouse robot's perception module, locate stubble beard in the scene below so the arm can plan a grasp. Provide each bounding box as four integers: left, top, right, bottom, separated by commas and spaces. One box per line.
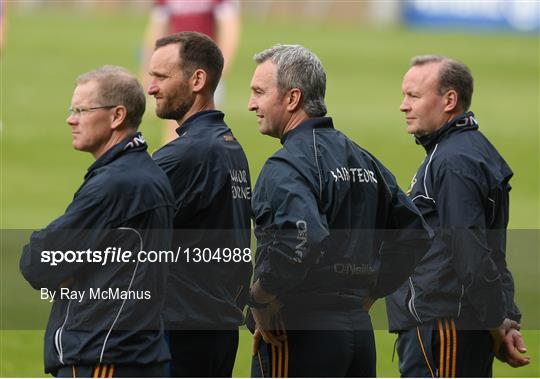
156, 98, 195, 122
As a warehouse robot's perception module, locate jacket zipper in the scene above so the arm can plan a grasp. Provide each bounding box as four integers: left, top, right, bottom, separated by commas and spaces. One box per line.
407, 278, 422, 323
54, 299, 72, 365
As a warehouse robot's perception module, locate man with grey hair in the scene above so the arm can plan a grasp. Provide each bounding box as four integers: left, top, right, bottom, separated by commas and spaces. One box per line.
247, 44, 432, 377
20, 66, 175, 377
386, 55, 530, 377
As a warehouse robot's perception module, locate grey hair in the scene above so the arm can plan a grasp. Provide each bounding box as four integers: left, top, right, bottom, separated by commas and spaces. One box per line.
254, 44, 327, 117
76, 65, 146, 129
411, 55, 474, 112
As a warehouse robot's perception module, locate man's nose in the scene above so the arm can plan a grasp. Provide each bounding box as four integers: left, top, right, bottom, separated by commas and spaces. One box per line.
66, 114, 78, 125
399, 98, 410, 112
247, 96, 256, 111
148, 83, 159, 96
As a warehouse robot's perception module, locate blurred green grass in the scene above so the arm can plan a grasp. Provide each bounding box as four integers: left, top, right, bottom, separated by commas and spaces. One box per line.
1, 7, 538, 377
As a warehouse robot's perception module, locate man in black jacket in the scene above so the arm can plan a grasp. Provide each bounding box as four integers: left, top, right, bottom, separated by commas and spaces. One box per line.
386, 55, 530, 377
147, 32, 252, 377
246, 44, 432, 377
20, 66, 176, 377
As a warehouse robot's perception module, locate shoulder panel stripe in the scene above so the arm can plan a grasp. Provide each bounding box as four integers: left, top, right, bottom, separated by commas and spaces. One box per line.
312, 129, 323, 201
422, 144, 438, 203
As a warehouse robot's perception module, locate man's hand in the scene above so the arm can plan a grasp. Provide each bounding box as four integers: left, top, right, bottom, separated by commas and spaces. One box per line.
251, 299, 286, 355
491, 318, 530, 368
499, 328, 530, 367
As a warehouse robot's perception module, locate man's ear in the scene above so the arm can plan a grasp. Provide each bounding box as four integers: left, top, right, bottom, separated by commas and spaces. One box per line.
111, 106, 127, 129
286, 88, 302, 112
443, 90, 458, 113
191, 69, 207, 93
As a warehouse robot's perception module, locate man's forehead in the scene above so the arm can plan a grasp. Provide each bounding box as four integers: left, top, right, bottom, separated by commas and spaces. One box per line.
151, 44, 180, 70
251, 61, 277, 86
403, 63, 440, 88
72, 81, 99, 103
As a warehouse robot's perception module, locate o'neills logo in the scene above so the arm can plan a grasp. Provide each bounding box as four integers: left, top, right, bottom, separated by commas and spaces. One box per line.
292, 220, 308, 263
124, 133, 146, 150
334, 263, 375, 276
455, 115, 478, 127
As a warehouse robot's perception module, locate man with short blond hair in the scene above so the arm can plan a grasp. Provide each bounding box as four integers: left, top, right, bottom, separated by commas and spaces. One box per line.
20, 66, 175, 377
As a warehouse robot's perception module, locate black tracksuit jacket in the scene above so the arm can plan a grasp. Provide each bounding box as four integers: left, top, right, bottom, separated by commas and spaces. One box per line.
153, 110, 252, 329
252, 117, 432, 316
20, 133, 176, 374
386, 112, 521, 331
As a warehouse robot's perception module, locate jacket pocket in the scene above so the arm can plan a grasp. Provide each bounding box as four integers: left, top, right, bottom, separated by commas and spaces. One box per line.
407, 277, 423, 323
54, 299, 72, 365
53, 327, 61, 359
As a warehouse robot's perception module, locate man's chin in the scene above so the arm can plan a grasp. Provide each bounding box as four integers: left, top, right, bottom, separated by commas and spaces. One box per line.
155, 107, 169, 120
72, 142, 87, 153
258, 125, 270, 136
406, 125, 419, 135
156, 105, 189, 122
156, 109, 177, 121
71, 139, 81, 150
259, 127, 280, 140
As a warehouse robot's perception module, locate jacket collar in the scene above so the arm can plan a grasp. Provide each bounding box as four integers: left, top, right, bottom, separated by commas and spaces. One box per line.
280, 117, 334, 145
415, 111, 478, 152
175, 110, 224, 136
86, 132, 147, 177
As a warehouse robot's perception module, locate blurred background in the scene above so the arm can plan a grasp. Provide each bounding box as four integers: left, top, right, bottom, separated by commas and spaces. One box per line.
1, 0, 538, 377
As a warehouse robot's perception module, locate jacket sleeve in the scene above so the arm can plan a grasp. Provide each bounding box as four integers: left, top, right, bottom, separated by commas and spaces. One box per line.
435, 162, 506, 328
253, 160, 329, 295
488, 182, 521, 322
370, 166, 432, 299
19, 183, 113, 290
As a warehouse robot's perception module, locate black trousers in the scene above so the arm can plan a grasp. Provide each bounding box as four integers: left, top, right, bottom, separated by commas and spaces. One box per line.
166, 330, 239, 377
55, 363, 166, 377
397, 319, 494, 378
252, 329, 376, 377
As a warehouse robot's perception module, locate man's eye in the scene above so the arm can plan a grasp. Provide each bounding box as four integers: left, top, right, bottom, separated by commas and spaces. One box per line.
151, 74, 166, 81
